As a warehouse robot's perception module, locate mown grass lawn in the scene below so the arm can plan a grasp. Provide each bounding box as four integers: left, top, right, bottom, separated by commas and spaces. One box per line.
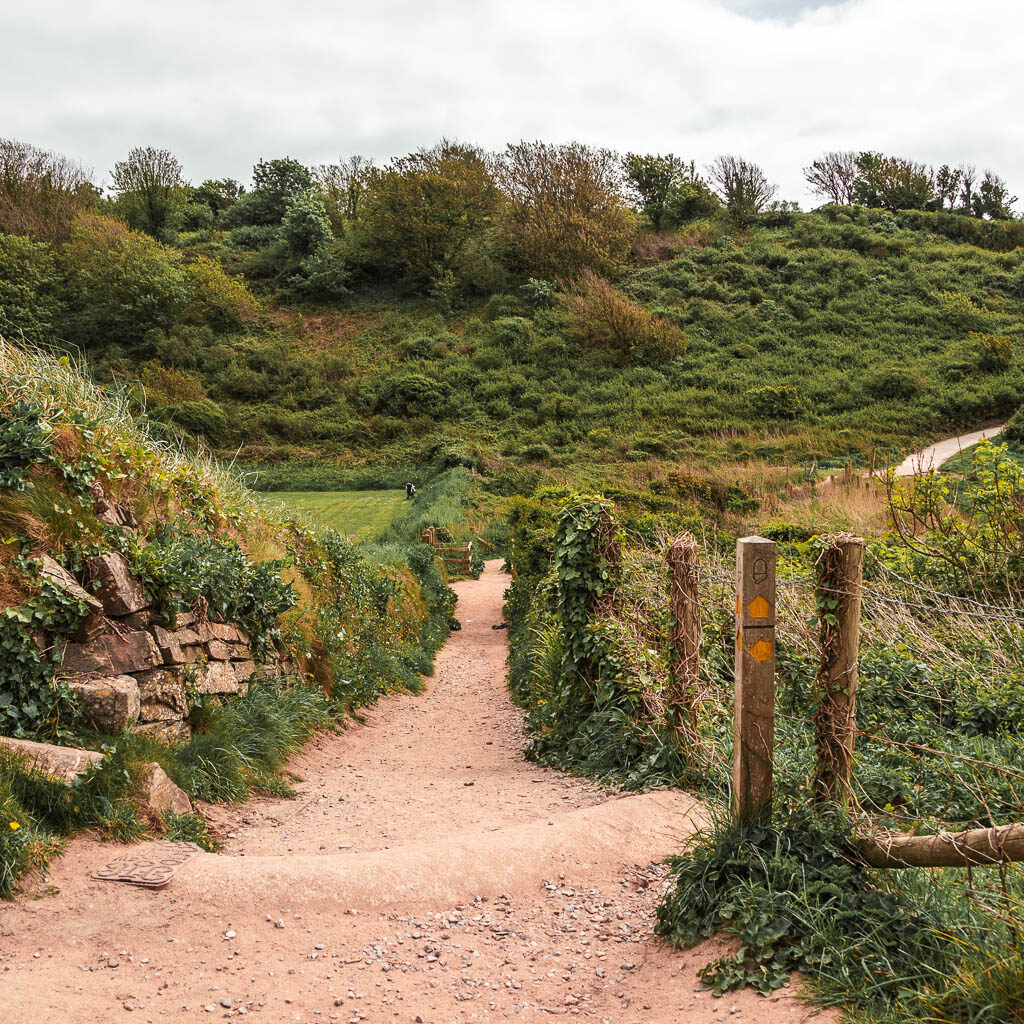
267, 490, 408, 540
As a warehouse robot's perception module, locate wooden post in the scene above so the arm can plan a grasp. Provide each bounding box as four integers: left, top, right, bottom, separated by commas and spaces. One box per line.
733, 536, 776, 823
813, 533, 864, 809
666, 534, 701, 748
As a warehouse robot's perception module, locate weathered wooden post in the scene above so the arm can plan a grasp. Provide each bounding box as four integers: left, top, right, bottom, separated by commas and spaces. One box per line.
666, 533, 701, 748
733, 536, 777, 823
813, 533, 864, 809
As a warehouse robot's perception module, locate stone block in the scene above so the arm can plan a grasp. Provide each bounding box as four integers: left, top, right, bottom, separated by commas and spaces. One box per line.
203, 639, 235, 661
233, 661, 256, 683
60, 631, 161, 678
150, 625, 204, 666
135, 668, 188, 722
37, 554, 106, 640
68, 675, 140, 731
0, 736, 104, 782
130, 720, 191, 746
193, 660, 240, 695
198, 621, 248, 644
85, 551, 148, 617
120, 610, 152, 629
138, 762, 192, 817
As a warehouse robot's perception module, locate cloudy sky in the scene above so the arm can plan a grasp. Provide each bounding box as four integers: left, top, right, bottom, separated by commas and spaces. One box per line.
4, 0, 1021, 206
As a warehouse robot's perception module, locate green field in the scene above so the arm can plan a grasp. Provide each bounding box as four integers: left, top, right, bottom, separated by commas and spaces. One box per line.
267, 490, 407, 540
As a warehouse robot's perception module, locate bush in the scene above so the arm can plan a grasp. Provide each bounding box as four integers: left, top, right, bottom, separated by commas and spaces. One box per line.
745, 383, 803, 418
183, 256, 259, 331
971, 330, 1013, 371
559, 270, 687, 365
373, 373, 452, 417
864, 364, 927, 399
61, 213, 190, 347
0, 233, 63, 345
150, 400, 230, 444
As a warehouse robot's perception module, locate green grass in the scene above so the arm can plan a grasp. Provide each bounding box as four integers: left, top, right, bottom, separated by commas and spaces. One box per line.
267, 489, 408, 540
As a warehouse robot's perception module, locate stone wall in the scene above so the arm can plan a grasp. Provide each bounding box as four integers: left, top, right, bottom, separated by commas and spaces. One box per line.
42, 551, 294, 745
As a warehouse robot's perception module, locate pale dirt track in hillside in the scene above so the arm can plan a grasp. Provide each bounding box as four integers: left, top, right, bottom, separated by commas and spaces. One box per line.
0, 561, 838, 1024
893, 424, 1005, 476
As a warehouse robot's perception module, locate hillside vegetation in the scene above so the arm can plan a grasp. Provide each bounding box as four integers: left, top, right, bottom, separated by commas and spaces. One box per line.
2, 138, 1022, 494
0, 340, 457, 894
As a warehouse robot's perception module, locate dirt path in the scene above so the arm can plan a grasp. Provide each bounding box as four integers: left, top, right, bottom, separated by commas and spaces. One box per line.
0, 561, 836, 1024
893, 424, 1005, 477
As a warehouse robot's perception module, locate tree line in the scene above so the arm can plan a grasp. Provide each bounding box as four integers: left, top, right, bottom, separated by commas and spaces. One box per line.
0, 136, 1018, 310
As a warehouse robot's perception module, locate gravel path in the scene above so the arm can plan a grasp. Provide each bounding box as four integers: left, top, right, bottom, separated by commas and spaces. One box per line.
0, 560, 837, 1024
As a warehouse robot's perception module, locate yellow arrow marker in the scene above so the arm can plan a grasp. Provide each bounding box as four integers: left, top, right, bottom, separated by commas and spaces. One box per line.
749, 639, 773, 663
747, 594, 772, 619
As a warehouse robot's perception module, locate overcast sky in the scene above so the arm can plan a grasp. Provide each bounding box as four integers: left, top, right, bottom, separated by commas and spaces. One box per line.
3, 0, 1021, 207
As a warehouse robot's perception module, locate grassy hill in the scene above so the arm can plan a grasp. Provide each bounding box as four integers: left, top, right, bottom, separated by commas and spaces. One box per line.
63, 207, 1021, 494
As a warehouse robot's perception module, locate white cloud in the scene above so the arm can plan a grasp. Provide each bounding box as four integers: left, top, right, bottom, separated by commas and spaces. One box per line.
2, 0, 1020, 207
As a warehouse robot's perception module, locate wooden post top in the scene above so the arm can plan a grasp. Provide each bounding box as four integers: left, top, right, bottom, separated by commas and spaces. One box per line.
736, 536, 776, 629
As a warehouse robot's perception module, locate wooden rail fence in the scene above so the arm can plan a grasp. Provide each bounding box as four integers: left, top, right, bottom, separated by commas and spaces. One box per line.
665, 531, 1024, 870
422, 528, 473, 576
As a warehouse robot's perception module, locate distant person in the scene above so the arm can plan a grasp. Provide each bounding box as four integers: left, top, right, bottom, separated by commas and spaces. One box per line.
405, 481, 417, 499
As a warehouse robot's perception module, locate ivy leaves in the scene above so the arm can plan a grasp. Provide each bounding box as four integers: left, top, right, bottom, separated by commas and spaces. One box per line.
0, 559, 87, 738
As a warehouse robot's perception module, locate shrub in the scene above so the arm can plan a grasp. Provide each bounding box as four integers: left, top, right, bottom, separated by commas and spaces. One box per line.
746, 384, 803, 418
559, 270, 687, 365
373, 373, 452, 417
864, 364, 927, 399
61, 213, 189, 348
149, 400, 230, 444
971, 330, 1013, 371
182, 256, 259, 331
0, 233, 63, 345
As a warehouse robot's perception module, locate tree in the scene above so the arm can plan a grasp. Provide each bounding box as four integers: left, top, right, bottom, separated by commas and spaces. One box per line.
224, 157, 313, 228
0, 138, 96, 244
851, 152, 932, 211
281, 191, 332, 258
623, 153, 685, 231
314, 155, 374, 231
190, 178, 244, 217
0, 233, 63, 343
111, 146, 188, 239
708, 155, 776, 224
974, 170, 1017, 220
933, 164, 963, 211
803, 150, 858, 205
249, 157, 313, 223
360, 140, 499, 290
495, 141, 633, 278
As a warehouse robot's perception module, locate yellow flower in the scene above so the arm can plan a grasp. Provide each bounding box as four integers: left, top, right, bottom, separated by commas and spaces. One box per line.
8, 821, 19, 830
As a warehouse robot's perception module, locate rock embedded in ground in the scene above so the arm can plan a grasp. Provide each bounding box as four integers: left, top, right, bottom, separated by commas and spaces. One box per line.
0, 736, 104, 781
137, 762, 193, 818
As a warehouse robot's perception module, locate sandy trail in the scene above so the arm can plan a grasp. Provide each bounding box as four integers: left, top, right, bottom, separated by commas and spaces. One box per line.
0, 560, 837, 1024
893, 424, 1005, 476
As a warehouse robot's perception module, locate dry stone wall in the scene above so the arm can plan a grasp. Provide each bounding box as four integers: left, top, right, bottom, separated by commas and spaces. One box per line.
44, 550, 294, 745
